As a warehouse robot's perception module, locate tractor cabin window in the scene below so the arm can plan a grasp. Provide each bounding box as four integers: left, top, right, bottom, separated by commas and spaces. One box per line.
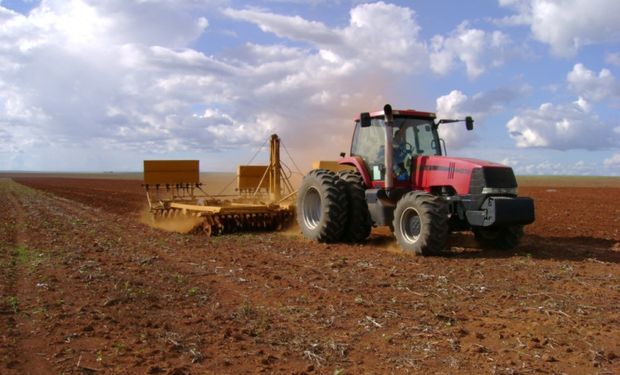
351, 117, 441, 181
351, 118, 386, 179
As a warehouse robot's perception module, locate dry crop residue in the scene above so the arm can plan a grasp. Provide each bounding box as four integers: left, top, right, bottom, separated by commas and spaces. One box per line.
1, 176, 619, 374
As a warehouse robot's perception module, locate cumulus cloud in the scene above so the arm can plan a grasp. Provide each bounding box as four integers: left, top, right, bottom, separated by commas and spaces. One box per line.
567, 63, 620, 103
223, 8, 336, 45
435, 88, 522, 149
4, 0, 597, 172
0, 0, 218, 154
506, 98, 619, 149
0, 1, 436, 170
498, 0, 620, 57
436, 88, 522, 118
225, 1, 428, 73
430, 22, 511, 78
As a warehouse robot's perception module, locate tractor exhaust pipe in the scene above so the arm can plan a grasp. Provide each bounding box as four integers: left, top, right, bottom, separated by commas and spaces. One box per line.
384, 104, 394, 190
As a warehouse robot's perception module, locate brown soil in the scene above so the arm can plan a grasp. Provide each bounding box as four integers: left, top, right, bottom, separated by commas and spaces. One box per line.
1, 176, 618, 374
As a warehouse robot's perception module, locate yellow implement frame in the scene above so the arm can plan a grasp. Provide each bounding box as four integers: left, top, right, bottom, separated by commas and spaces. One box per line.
142, 134, 296, 235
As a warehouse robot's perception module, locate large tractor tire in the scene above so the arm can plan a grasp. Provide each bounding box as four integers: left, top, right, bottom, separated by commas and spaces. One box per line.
296, 169, 348, 243
473, 225, 523, 250
392, 192, 448, 255
338, 170, 372, 243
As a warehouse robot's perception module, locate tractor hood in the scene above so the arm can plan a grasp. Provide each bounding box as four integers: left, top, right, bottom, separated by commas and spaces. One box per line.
434, 156, 509, 169
412, 155, 518, 196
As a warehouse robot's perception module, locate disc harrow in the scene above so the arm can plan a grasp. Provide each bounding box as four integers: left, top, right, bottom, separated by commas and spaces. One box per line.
143, 134, 297, 237
150, 206, 295, 237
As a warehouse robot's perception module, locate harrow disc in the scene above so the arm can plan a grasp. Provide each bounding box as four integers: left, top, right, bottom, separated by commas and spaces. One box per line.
149, 207, 295, 237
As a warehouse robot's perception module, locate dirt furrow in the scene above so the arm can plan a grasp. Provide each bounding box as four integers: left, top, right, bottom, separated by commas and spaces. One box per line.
0, 180, 57, 374
0, 180, 20, 372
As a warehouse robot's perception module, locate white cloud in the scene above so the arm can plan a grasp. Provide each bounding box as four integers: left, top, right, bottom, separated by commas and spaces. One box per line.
604, 153, 620, 167
499, 0, 620, 57
436, 90, 469, 119
0, 1, 429, 171
435, 90, 477, 149
567, 63, 620, 102
518, 160, 596, 175
437, 87, 522, 118
5, 0, 614, 174
506, 98, 619, 149
435, 88, 522, 149
516, 157, 620, 176
225, 2, 428, 74
0, 0, 223, 164
223, 8, 337, 46
430, 22, 512, 78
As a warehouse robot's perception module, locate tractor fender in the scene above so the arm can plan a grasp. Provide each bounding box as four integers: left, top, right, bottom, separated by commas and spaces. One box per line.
338, 156, 371, 187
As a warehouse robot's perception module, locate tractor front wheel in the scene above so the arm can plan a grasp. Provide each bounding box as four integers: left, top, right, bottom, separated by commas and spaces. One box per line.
473, 225, 523, 250
393, 192, 448, 255
296, 169, 348, 243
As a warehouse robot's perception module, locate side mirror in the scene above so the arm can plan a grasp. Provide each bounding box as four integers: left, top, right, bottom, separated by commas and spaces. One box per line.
465, 116, 474, 131
384, 104, 393, 123
360, 112, 371, 127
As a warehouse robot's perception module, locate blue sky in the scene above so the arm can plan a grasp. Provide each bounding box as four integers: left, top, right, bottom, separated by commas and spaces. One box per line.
0, 0, 619, 175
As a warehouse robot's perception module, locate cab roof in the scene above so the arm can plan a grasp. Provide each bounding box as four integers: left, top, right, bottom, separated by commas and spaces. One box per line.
354, 108, 436, 121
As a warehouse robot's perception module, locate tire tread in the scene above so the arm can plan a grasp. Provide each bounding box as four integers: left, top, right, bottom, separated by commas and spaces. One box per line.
393, 191, 448, 255
296, 169, 348, 243
338, 170, 372, 243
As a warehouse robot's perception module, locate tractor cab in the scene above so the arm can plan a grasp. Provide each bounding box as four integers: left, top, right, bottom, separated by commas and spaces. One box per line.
350, 110, 442, 188
342, 105, 475, 193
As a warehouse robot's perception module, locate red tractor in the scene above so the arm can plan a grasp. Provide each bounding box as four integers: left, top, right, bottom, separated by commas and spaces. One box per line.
296, 104, 535, 255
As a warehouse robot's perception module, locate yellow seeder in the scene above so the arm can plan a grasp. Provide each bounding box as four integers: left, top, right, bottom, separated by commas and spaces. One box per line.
143, 134, 296, 236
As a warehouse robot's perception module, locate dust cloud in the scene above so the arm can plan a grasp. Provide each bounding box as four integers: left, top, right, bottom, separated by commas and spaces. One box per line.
139, 210, 203, 234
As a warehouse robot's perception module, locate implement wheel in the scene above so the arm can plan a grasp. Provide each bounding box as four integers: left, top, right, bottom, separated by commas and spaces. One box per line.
338, 170, 372, 243
393, 192, 448, 255
296, 169, 348, 243
473, 225, 523, 250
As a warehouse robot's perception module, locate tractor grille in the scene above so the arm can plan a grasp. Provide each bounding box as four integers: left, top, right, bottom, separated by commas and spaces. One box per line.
469, 167, 517, 194
484, 167, 517, 188
469, 168, 485, 194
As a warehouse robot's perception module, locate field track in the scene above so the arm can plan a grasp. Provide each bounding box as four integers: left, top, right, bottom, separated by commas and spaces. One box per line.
0, 176, 618, 374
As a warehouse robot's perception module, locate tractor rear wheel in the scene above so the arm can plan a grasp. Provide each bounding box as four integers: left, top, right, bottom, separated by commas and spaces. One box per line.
338, 170, 372, 243
393, 192, 448, 255
296, 169, 348, 243
473, 225, 523, 250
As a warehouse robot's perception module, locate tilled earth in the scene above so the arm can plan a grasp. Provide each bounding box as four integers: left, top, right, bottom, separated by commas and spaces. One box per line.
1, 176, 619, 374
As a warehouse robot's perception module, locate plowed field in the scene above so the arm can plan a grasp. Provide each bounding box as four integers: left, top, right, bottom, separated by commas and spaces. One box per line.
1, 176, 619, 374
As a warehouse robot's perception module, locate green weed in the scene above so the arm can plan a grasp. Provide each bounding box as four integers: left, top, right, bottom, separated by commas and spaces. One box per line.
237, 300, 259, 320
172, 273, 185, 284
6, 296, 19, 313
15, 245, 29, 264
112, 343, 127, 355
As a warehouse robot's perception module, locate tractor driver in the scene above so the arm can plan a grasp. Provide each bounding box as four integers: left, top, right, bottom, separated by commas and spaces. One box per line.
393, 128, 411, 181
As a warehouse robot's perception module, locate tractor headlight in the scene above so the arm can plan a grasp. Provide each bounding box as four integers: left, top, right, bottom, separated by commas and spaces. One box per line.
481, 187, 518, 195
